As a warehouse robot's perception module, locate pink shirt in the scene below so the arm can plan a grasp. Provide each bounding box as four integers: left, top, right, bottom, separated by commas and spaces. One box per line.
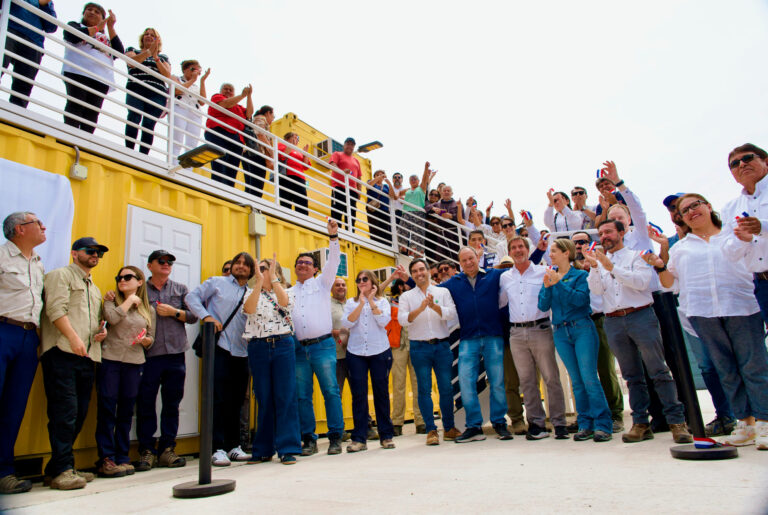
329, 152, 361, 189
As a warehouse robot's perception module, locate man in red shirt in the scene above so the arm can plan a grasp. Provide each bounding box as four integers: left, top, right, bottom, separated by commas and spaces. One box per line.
329, 137, 362, 231
278, 132, 311, 216
204, 83, 253, 188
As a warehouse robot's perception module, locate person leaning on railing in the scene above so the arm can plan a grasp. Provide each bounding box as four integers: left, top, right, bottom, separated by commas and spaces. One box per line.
397, 161, 433, 257
61, 3, 123, 134
329, 137, 362, 231
278, 132, 312, 216
243, 105, 274, 197
365, 169, 393, 246
124, 27, 170, 155
204, 83, 253, 188
170, 59, 208, 161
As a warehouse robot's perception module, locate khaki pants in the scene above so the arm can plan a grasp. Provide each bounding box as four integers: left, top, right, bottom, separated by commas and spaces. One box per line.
503, 343, 525, 423
390, 340, 424, 426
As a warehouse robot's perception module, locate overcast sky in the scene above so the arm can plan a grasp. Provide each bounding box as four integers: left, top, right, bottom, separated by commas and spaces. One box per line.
37, 0, 768, 234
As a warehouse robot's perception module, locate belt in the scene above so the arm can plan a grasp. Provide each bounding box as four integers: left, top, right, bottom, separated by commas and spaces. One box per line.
755, 272, 768, 281
606, 304, 651, 318
412, 338, 448, 345
510, 317, 550, 328
257, 333, 293, 344
299, 333, 332, 346
554, 316, 591, 330
590, 312, 604, 322
0, 316, 37, 331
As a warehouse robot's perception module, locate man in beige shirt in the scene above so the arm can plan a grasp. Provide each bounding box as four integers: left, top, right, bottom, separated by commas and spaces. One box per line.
40, 237, 108, 491
0, 211, 46, 494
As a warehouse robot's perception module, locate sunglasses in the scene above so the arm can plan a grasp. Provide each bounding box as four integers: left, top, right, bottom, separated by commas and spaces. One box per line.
572, 239, 590, 245
78, 248, 105, 258
222, 268, 231, 273
431, 274, 439, 280
156, 258, 174, 265
729, 153, 757, 170
571, 191, 586, 196
491, 221, 501, 225
502, 224, 514, 229
680, 199, 707, 216
355, 276, 370, 284
259, 265, 269, 272
438, 267, 449, 273
116, 273, 138, 282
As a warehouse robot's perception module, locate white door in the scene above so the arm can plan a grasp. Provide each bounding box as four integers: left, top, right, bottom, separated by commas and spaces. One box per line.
125, 205, 202, 437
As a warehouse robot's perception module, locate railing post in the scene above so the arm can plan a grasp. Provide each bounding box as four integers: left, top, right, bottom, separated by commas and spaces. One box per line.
0, 0, 13, 70
166, 87, 175, 165
344, 174, 353, 232
389, 205, 398, 252
272, 134, 280, 203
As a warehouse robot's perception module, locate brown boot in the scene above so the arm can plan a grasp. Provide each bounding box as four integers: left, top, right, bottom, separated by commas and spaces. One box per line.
622, 423, 654, 443
426, 430, 440, 446
670, 423, 693, 443
97, 458, 126, 478
443, 427, 462, 441
158, 447, 186, 468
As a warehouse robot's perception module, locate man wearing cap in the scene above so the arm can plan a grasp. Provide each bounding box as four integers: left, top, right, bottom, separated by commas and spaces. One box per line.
329, 138, 362, 231
135, 250, 198, 472
0, 212, 46, 494
40, 237, 108, 490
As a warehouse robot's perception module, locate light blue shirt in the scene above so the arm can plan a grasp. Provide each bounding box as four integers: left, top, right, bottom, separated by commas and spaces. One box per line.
186, 275, 248, 357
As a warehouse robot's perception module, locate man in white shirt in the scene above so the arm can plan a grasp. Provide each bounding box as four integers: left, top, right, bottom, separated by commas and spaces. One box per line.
289, 219, 345, 456
398, 259, 461, 445
500, 236, 568, 440
585, 219, 691, 444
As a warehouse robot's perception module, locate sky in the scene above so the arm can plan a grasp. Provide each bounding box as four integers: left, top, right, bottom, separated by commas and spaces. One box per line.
17, 0, 768, 235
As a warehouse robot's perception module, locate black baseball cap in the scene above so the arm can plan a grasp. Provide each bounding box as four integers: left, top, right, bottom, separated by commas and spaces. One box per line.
71, 237, 108, 252
662, 192, 685, 209
148, 249, 176, 263
344, 137, 356, 145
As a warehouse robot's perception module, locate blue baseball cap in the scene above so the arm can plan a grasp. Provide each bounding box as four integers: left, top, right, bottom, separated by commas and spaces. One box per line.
662, 193, 685, 209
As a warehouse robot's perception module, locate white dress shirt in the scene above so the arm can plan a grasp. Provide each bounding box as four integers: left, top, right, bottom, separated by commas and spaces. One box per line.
587, 246, 654, 313
342, 296, 391, 356
499, 263, 551, 323
721, 234, 768, 273
670, 231, 760, 317
721, 173, 768, 239
243, 289, 295, 339
397, 285, 457, 340
0, 241, 45, 324
620, 188, 654, 252
544, 206, 584, 233
289, 238, 341, 341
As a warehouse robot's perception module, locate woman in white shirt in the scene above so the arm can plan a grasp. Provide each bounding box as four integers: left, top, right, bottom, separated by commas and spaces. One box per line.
544, 190, 583, 233
171, 59, 209, 160
650, 194, 768, 450
342, 270, 393, 452
243, 256, 301, 465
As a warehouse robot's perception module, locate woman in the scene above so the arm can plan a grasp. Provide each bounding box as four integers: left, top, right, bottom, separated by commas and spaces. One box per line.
243, 255, 301, 464
543, 190, 583, 233
650, 194, 768, 449
366, 170, 393, 246
62, 3, 123, 133
171, 59, 209, 161
96, 266, 154, 477
342, 270, 394, 451
124, 27, 171, 154
243, 105, 275, 197
538, 239, 612, 442
278, 132, 311, 216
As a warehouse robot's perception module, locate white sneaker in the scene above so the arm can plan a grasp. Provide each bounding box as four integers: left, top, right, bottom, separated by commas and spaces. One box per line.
212, 449, 231, 466
755, 421, 768, 450
228, 446, 251, 462
722, 420, 756, 446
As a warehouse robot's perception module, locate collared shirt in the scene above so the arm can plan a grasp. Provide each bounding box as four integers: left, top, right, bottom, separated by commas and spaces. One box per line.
331, 297, 348, 359
101, 301, 156, 364
342, 297, 391, 356
544, 206, 584, 233
146, 278, 198, 357
721, 172, 768, 241
587, 246, 654, 313
397, 285, 457, 340
537, 267, 592, 325
243, 289, 295, 339
499, 263, 551, 323
0, 240, 45, 324
40, 263, 103, 361
186, 275, 248, 357
290, 239, 341, 341
620, 188, 653, 252
722, 234, 768, 273
671, 231, 760, 318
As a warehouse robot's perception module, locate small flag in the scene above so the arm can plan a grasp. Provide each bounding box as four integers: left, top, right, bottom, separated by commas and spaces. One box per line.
522, 210, 532, 221
548, 265, 559, 272
588, 242, 597, 252
641, 249, 653, 257
542, 233, 549, 241
133, 328, 147, 345
100, 320, 107, 332
611, 188, 619, 195
596, 169, 608, 179
742, 211, 749, 218
693, 437, 720, 449
648, 222, 663, 236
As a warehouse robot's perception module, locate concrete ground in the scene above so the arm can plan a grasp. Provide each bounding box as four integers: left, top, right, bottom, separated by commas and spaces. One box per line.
2, 391, 766, 515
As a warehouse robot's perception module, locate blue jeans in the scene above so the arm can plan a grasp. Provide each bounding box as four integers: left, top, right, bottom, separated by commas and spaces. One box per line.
458, 336, 506, 429
604, 307, 685, 425
347, 349, 393, 443
136, 353, 186, 454
248, 335, 301, 457
410, 339, 456, 432
95, 359, 142, 464
294, 336, 345, 440
125, 87, 165, 155
689, 314, 768, 420
753, 277, 768, 324
554, 318, 612, 433
684, 328, 734, 420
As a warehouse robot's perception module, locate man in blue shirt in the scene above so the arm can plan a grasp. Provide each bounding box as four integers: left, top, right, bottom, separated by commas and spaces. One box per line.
441, 247, 512, 442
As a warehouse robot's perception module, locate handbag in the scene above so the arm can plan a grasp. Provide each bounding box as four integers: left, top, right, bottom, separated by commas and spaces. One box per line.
192, 289, 247, 358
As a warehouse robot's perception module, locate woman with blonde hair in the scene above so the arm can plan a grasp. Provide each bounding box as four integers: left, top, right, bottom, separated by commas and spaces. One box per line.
96, 266, 155, 478
342, 270, 393, 452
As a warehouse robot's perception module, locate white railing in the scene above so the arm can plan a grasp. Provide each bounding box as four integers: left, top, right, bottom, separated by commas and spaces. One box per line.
0, 0, 478, 265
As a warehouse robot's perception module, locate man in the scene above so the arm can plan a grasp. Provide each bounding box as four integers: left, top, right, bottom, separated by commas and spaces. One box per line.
500, 237, 569, 440
468, 230, 498, 269
390, 172, 405, 221
244, 104, 275, 197
432, 185, 461, 257
329, 138, 362, 231
398, 163, 432, 256
593, 176, 627, 226
186, 252, 254, 466
571, 231, 625, 432
429, 263, 440, 284
441, 248, 512, 442
366, 170, 392, 245
331, 278, 350, 394
437, 260, 457, 283
585, 220, 692, 444
221, 260, 232, 276
135, 250, 198, 471
290, 219, 345, 456
204, 83, 254, 188
398, 259, 461, 445
0, 212, 46, 494
40, 237, 108, 490
571, 186, 596, 229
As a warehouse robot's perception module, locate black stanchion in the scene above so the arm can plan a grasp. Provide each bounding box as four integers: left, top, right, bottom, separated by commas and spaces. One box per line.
173, 322, 237, 498
652, 292, 738, 461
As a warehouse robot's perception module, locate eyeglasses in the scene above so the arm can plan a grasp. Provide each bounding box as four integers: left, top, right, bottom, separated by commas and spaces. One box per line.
19, 219, 43, 227
502, 224, 514, 229
679, 199, 707, 216
222, 267, 231, 273
729, 153, 757, 170
572, 239, 590, 245
431, 274, 439, 280
78, 248, 105, 258
355, 276, 370, 284
116, 273, 138, 282
296, 259, 314, 266
571, 191, 586, 196
259, 265, 268, 272
156, 258, 174, 265
438, 267, 449, 273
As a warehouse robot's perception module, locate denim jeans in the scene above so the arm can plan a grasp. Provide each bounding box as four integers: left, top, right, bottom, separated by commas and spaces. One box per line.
592, 314, 624, 421
688, 314, 768, 420
604, 307, 685, 425
554, 318, 612, 433
248, 335, 301, 457
95, 359, 142, 464
347, 349, 393, 443
136, 353, 186, 454
294, 336, 345, 440
684, 327, 733, 420
458, 336, 506, 429
753, 277, 768, 324
410, 339, 456, 432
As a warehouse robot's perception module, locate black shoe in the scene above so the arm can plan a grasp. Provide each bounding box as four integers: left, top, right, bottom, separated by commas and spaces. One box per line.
526, 422, 550, 440
573, 429, 594, 441
280, 454, 297, 465
300, 439, 318, 457
566, 421, 579, 434
554, 426, 570, 440
393, 425, 403, 437
328, 437, 342, 455
593, 430, 612, 442
493, 424, 513, 440
415, 424, 427, 434
454, 427, 487, 443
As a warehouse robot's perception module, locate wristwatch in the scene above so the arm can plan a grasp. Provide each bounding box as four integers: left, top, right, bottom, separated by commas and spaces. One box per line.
175, 310, 181, 319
